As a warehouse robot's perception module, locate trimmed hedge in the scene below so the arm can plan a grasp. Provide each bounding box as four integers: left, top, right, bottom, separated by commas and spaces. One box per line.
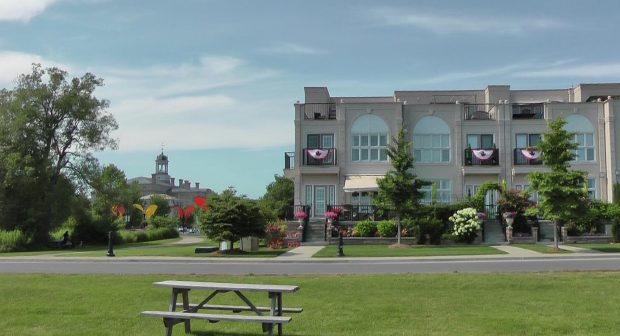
117, 227, 179, 244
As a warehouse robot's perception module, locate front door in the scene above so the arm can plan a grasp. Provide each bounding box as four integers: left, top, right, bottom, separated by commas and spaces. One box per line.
314, 186, 326, 217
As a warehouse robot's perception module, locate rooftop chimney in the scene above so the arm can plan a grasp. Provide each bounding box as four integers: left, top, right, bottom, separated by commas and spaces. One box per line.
170, 177, 175, 186
178, 179, 184, 187
195, 182, 200, 189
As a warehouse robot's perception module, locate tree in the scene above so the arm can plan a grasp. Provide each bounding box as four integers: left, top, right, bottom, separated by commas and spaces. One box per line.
0, 64, 117, 243
374, 128, 428, 245
90, 165, 137, 222
149, 195, 172, 218
528, 117, 588, 249
198, 188, 265, 250
258, 174, 294, 221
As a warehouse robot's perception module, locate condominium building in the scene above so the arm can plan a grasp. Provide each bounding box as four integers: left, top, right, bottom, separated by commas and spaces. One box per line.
283, 84, 620, 220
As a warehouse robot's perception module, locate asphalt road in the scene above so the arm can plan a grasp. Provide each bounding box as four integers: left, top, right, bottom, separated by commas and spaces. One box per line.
2, 256, 620, 275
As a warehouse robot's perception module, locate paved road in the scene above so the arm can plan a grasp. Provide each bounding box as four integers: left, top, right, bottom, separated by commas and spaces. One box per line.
2, 255, 620, 275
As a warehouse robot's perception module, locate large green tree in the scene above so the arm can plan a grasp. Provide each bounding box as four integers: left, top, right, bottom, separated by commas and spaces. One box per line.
0, 64, 117, 243
198, 188, 265, 250
374, 128, 428, 245
258, 174, 294, 221
90, 164, 138, 223
528, 117, 588, 248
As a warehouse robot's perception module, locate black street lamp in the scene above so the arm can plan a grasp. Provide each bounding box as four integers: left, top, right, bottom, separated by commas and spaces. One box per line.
106, 231, 115, 257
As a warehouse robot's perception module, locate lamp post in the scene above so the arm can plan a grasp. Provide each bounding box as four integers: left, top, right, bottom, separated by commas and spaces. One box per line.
106, 231, 115, 257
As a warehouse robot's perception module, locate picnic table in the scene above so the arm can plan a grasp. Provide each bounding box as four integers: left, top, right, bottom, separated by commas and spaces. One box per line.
141, 280, 301, 336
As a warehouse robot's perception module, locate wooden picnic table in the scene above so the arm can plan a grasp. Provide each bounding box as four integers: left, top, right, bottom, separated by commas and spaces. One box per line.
142, 280, 301, 336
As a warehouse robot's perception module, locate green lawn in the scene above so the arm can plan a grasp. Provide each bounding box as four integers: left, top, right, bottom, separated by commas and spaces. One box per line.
1, 272, 620, 335
512, 244, 572, 254
0, 238, 184, 257
313, 244, 505, 257
570, 243, 620, 253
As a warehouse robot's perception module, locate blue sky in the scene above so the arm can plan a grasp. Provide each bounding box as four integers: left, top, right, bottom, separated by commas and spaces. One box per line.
1, 0, 620, 198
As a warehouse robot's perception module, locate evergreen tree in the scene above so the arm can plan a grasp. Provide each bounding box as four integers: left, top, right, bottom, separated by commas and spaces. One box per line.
374, 128, 427, 245
528, 117, 588, 249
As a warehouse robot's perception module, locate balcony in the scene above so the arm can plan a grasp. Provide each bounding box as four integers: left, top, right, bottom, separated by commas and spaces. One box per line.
464, 148, 499, 166
284, 152, 295, 170
302, 103, 336, 120
512, 104, 543, 120
303, 148, 336, 166
463, 104, 497, 121
514, 148, 542, 165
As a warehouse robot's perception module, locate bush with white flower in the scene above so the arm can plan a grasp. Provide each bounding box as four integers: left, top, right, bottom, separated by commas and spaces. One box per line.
449, 207, 482, 243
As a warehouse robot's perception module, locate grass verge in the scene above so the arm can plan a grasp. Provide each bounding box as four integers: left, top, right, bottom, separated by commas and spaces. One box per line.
1, 272, 620, 335
313, 244, 505, 257
570, 243, 620, 253
511, 244, 572, 254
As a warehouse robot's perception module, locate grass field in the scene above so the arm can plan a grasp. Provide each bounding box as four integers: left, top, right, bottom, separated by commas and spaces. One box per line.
313, 244, 505, 257
1, 272, 620, 335
571, 243, 620, 253
511, 244, 572, 254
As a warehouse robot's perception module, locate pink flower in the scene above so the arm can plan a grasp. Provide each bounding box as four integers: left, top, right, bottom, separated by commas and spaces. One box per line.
324, 211, 338, 220
294, 211, 307, 219
503, 211, 516, 219
477, 212, 487, 220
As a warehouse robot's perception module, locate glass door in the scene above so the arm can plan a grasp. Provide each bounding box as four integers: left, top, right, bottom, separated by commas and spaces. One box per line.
314, 186, 326, 217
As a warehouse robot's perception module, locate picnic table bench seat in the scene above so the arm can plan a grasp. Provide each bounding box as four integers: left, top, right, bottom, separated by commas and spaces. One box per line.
141, 310, 292, 324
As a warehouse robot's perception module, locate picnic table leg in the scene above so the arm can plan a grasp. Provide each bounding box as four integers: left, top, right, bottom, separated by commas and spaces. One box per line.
182, 290, 191, 333
277, 293, 283, 336
166, 289, 178, 336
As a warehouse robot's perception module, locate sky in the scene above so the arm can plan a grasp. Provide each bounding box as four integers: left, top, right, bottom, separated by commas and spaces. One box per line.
1, 0, 620, 198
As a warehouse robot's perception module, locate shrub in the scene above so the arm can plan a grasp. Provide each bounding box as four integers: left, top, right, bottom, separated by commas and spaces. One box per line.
117, 226, 178, 244
265, 220, 287, 249
149, 216, 178, 229
0, 230, 30, 252
449, 207, 481, 243
417, 217, 445, 245
376, 220, 397, 237
354, 220, 376, 237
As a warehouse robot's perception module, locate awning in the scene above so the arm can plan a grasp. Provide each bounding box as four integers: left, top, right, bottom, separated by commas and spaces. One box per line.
343, 175, 382, 193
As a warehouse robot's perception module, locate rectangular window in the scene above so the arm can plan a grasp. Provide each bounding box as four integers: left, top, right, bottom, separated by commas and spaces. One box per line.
586, 178, 596, 200
413, 134, 451, 163
421, 180, 452, 204
572, 133, 595, 162
467, 134, 494, 149
352, 133, 388, 162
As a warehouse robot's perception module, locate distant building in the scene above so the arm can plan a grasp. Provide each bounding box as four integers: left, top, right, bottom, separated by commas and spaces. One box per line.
128, 152, 214, 208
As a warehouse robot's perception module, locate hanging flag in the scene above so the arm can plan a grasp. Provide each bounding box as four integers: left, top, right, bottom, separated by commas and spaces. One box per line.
184, 206, 195, 219
193, 196, 207, 210
111, 205, 118, 216
472, 149, 494, 161
145, 204, 158, 219
307, 149, 329, 160
520, 149, 541, 160
117, 205, 125, 217
133, 204, 145, 213
177, 207, 184, 219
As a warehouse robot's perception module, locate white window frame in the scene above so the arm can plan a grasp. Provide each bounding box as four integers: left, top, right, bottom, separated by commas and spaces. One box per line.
352, 133, 388, 162
413, 134, 450, 163
421, 180, 451, 204
571, 133, 595, 162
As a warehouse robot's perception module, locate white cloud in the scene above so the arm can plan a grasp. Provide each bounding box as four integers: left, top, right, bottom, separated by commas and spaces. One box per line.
369, 7, 565, 35
0, 51, 69, 87
0, 0, 58, 22
259, 43, 326, 55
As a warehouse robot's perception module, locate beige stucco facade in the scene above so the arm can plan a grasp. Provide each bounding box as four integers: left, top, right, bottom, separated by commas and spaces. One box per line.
285, 84, 620, 219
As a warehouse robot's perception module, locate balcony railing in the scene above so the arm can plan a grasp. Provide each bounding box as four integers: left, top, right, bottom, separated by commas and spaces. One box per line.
463, 104, 497, 120
512, 104, 543, 120
464, 148, 499, 166
514, 148, 543, 165
302, 103, 336, 120
303, 148, 337, 166
326, 204, 390, 221
284, 152, 295, 169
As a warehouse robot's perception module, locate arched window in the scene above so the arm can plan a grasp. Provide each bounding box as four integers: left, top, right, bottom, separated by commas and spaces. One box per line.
351, 114, 389, 162
565, 115, 595, 162
413, 116, 451, 163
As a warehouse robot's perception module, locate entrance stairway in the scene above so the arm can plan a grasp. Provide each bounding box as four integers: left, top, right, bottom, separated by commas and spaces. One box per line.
484, 219, 505, 244
302, 220, 327, 245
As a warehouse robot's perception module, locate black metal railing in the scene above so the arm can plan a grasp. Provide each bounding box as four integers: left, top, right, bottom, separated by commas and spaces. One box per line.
326, 204, 389, 221
512, 104, 543, 120
303, 148, 337, 166
463, 104, 496, 120
514, 148, 543, 165
464, 148, 499, 166
284, 152, 295, 169
302, 103, 336, 120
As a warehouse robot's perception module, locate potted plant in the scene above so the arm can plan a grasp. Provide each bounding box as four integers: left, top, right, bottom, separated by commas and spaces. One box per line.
294, 210, 307, 229
503, 211, 516, 227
